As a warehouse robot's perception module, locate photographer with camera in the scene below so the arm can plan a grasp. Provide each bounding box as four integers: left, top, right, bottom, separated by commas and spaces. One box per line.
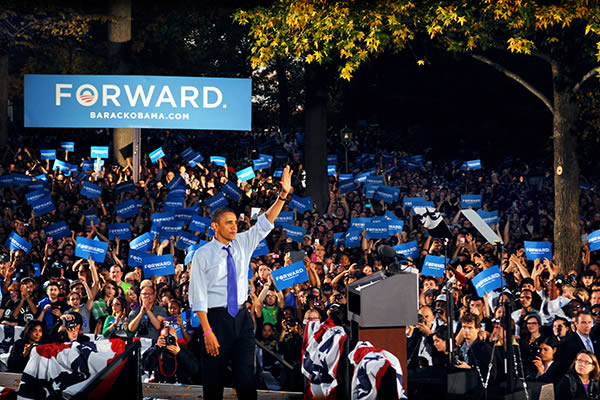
518, 313, 545, 379
142, 324, 199, 384
278, 316, 304, 392
49, 311, 89, 343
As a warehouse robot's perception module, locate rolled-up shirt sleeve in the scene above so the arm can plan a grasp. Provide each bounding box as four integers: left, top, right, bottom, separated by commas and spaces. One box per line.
189, 250, 208, 313
236, 213, 274, 252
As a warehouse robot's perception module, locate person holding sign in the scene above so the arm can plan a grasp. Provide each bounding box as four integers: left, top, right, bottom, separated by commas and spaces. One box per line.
189, 165, 293, 400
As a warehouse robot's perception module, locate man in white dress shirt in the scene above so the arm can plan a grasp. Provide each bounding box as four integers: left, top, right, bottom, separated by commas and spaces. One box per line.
189, 166, 293, 400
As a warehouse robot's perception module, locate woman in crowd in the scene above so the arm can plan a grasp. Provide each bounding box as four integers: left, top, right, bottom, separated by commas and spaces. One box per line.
555, 350, 600, 399
7, 320, 45, 372
102, 296, 131, 338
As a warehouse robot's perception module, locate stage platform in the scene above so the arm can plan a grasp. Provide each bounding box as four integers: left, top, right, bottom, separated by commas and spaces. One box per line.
0, 373, 303, 399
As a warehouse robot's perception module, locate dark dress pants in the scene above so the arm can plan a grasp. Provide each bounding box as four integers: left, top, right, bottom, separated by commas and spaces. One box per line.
202, 307, 256, 400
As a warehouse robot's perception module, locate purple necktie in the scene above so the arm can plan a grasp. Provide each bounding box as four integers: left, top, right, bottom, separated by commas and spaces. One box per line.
223, 246, 238, 318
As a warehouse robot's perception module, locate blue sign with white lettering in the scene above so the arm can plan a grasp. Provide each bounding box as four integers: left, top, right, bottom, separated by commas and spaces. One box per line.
26, 189, 49, 205
108, 223, 132, 240
394, 241, 419, 260
421, 254, 446, 278
524, 241, 553, 261
80, 181, 102, 198
75, 237, 108, 263
289, 195, 312, 214
130, 232, 154, 252
12, 174, 33, 186
159, 221, 185, 237
90, 146, 109, 159
340, 178, 357, 194
5, 232, 32, 254
253, 159, 270, 171
328, 154, 337, 164
365, 183, 379, 199
327, 165, 336, 176
273, 168, 283, 178
403, 197, 426, 209
387, 219, 404, 235
44, 221, 71, 240
205, 193, 228, 211
149, 147, 166, 163
271, 261, 310, 291
345, 229, 362, 248
477, 210, 499, 226
176, 231, 199, 249
221, 180, 242, 202
143, 254, 175, 277
461, 194, 482, 209
251, 239, 270, 258
275, 211, 294, 227
472, 265, 504, 297
30, 196, 55, 216
60, 141, 75, 152
589, 229, 600, 252
462, 159, 482, 170
374, 186, 400, 204
115, 180, 136, 194
128, 248, 147, 267
365, 221, 389, 239
350, 217, 370, 230
189, 215, 210, 233
115, 199, 140, 219
40, 149, 56, 160
25, 74, 252, 131
152, 211, 175, 226
236, 166, 256, 182
210, 156, 226, 167
281, 223, 305, 242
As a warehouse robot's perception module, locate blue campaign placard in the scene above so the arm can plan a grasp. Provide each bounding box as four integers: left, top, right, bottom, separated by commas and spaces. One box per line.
149, 147, 166, 163
394, 241, 419, 260
83, 211, 99, 226
174, 208, 195, 224
273, 168, 283, 178
355, 172, 370, 183
462, 159, 482, 170
589, 229, 600, 252
421, 254, 446, 278
80, 181, 102, 198
327, 165, 336, 176
115, 180, 136, 194
25, 189, 49, 205
128, 248, 147, 267
350, 217, 370, 230
164, 196, 185, 210
30, 196, 55, 216
130, 232, 154, 252
236, 166, 256, 182
271, 261, 310, 291
340, 178, 357, 194
403, 197, 426, 209
461, 194, 482, 209
328, 154, 337, 164
387, 219, 404, 235
365, 221, 389, 239
81, 160, 94, 171
143, 254, 175, 277
252, 239, 270, 258
205, 193, 228, 211
0, 175, 13, 187
44, 221, 71, 240
339, 173, 353, 181
116, 199, 140, 219
159, 221, 185, 237
90, 146, 109, 159
184, 241, 209, 265
187, 152, 204, 167
210, 156, 226, 167
221, 180, 242, 202
152, 211, 175, 226
75, 237, 108, 263
166, 175, 185, 190
33, 263, 41, 277
524, 241, 553, 261
289, 195, 312, 214
345, 230, 362, 248
364, 183, 379, 199
40, 149, 56, 160
366, 175, 385, 185
181, 147, 194, 159
176, 231, 199, 249
275, 211, 294, 227
12, 174, 33, 186
253, 159, 270, 171
25, 74, 252, 131
477, 210, 499, 226
168, 185, 187, 197
107, 223, 132, 240
189, 215, 211, 233
5, 232, 32, 254
334, 232, 344, 245
374, 186, 400, 204
53, 159, 70, 172
281, 223, 305, 242
472, 265, 504, 297
60, 141, 75, 152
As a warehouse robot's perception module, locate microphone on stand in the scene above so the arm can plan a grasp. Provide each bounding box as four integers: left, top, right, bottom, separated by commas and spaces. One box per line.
377, 245, 408, 261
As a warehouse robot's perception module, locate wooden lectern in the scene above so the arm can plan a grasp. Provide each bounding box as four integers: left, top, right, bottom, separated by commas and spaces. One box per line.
347, 271, 418, 389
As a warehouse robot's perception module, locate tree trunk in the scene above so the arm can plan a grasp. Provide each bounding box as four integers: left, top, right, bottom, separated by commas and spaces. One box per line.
552, 64, 580, 274
109, 0, 132, 167
304, 63, 329, 213
275, 57, 290, 131
0, 53, 8, 146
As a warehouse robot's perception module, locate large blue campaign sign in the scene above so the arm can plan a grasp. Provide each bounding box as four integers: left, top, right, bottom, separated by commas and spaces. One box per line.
130, 232, 154, 252
107, 223, 132, 240
589, 229, 600, 252
477, 210, 499, 226
421, 254, 446, 278
5, 232, 32, 254
143, 254, 175, 277
251, 239, 270, 258
271, 261, 310, 290
289, 196, 312, 213
75, 237, 108, 263
394, 241, 419, 260
25, 75, 252, 131
524, 241, 553, 261
461, 194, 482, 209
44, 221, 71, 240
472, 265, 504, 297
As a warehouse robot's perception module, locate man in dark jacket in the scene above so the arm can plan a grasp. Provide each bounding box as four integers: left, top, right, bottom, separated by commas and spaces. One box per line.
557, 311, 600, 377
142, 326, 199, 384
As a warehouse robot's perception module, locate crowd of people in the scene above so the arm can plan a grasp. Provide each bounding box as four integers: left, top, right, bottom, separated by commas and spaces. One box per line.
0, 125, 599, 399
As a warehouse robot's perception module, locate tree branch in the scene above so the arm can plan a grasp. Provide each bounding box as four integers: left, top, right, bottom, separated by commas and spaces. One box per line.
471, 54, 554, 115
573, 66, 600, 93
